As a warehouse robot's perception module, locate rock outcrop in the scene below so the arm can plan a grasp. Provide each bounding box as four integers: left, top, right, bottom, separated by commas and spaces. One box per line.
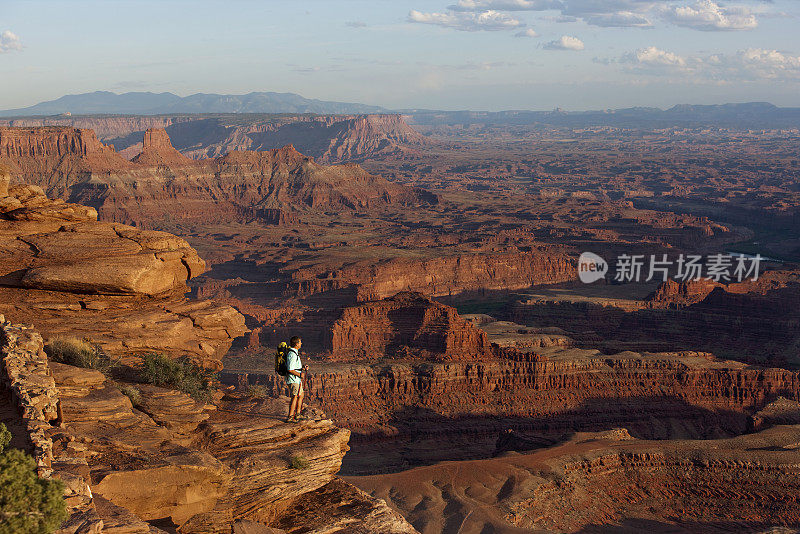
228, 348, 800, 472
0, 179, 246, 365
645, 277, 722, 307
0, 126, 437, 227
291, 251, 577, 302
131, 127, 193, 166
0, 127, 134, 198
326, 292, 490, 360
2, 113, 430, 163
46, 360, 416, 533
511, 275, 800, 368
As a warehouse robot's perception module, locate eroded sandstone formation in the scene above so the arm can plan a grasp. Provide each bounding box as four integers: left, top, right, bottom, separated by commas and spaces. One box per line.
511, 273, 800, 367
290, 250, 577, 302
0, 176, 246, 365
131, 127, 193, 166
229, 348, 800, 472
50, 361, 416, 533
326, 292, 490, 361
0, 126, 437, 227
1, 113, 429, 163
2, 315, 418, 533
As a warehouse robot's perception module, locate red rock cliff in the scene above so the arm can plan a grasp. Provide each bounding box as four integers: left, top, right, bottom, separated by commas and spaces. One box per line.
0, 126, 110, 158
326, 292, 490, 360
229, 350, 800, 461
0, 127, 437, 225
131, 127, 193, 166
292, 251, 577, 301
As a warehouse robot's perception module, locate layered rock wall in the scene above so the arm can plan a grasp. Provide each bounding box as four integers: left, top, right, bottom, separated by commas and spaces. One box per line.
292, 251, 576, 301
229, 351, 800, 443
1, 113, 428, 163
515, 433, 800, 531
0, 126, 436, 226
0, 126, 108, 158
0, 319, 59, 471
326, 292, 490, 360
0, 179, 247, 366
0, 320, 104, 533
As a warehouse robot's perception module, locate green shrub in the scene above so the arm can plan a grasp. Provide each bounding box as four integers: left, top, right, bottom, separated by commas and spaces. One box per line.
44, 338, 115, 375
0, 424, 9, 453
0, 423, 68, 534
247, 385, 268, 399
288, 455, 310, 470
139, 353, 216, 402
118, 385, 142, 408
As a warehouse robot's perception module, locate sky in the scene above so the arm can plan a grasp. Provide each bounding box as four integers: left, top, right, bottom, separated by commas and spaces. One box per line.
1, 0, 799, 111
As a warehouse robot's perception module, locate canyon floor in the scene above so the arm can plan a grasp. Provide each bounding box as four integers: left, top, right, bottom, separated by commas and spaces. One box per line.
1, 114, 799, 533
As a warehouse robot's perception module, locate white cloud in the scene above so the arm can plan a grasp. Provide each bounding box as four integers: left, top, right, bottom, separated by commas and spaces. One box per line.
514, 28, 539, 37
449, 0, 560, 10
623, 46, 687, 67
585, 11, 653, 27
616, 45, 800, 80
0, 30, 22, 53
345, 20, 367, 28
543, 35, 585, 50
408, 9, 524, 31
450, 0, 768, 30
661, 0, 758, 31
722, 48, 800, 78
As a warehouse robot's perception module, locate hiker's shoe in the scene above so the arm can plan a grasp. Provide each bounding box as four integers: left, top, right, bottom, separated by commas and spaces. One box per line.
284, 416, 297, 423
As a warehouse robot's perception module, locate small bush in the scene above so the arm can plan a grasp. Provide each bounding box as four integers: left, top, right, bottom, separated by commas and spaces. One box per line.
247, 385, 268, 399
289, 455, 310, 470
139, 353, 216, 402
0, 423, 10, 452
118, 385, 142, 407
44, 338, 115, 375
0, 423, 68, 534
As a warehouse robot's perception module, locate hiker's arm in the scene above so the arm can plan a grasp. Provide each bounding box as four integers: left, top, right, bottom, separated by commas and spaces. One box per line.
289, 369, 303, 377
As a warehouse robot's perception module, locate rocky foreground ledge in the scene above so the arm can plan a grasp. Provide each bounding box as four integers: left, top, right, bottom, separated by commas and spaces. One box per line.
0, 170, 247, 367
1, 318, 418, 533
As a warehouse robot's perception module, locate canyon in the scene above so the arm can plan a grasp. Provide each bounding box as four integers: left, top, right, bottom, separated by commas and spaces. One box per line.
1, 113, 426, 163
2, 117, 800, 533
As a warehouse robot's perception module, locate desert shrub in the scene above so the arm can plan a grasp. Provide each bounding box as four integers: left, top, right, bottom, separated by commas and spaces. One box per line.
247, 385, 268, 399
44, 338, 115, 375
139, 353, 216, 402
0, 423, 68, 534
118, 385, 142, 408
288, 455, 310, 470
0, 424, 9, 452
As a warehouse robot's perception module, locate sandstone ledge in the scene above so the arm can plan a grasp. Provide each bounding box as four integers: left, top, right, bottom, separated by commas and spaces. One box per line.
0, 177, 247, 366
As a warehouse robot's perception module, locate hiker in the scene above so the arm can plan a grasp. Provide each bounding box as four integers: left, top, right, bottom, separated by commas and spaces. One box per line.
284, 336, 307, 423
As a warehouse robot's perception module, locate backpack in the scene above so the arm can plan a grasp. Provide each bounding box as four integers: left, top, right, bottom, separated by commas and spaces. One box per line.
275, 341, 289, 376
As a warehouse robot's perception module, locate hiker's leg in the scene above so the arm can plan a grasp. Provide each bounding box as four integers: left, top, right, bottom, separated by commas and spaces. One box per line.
288, 394, 298, 418
296, 387, 305, 414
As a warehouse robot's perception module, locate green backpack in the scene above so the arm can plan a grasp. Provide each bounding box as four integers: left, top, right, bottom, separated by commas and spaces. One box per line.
275, 341, 289, 376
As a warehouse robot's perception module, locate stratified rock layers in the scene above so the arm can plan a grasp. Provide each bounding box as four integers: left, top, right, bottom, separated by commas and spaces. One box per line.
0, 126, 437, 226
0, 177, 246, 364
326, 292, 490, 360
1, 113, 428, 163
292, 251, 577, 301
232, 350, 800, 446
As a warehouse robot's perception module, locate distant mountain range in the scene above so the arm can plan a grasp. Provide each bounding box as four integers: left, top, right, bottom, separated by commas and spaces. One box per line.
0, 91, 387, 116
1, 92, 798, 129
405, 102, 800, 129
